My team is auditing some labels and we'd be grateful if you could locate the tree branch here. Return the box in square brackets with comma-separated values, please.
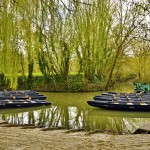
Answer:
[60, 0, 74, 11]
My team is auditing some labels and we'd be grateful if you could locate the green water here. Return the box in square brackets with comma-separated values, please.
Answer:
[1, 83, 150, 134]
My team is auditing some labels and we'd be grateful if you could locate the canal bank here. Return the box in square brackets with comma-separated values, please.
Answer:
[0, 122, 150, 150]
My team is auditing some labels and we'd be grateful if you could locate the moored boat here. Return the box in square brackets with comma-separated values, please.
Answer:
[0, 90, 47, 100]
[0, 89, 51, 109]
[0, 99, 51, 109]
[87, 91, 150, 111]
[0, 95, 47, 100]
[87, 100, 150, 111]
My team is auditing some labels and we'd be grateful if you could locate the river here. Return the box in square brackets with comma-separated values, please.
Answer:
[0, 83, 150, 134]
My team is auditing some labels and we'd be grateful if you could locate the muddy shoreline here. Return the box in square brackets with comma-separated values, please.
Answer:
[0, 122, 150, 150]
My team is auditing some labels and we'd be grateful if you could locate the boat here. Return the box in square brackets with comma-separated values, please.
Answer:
[0, 99, 51, 109]
[0, 95, 47, 100]
[0, 90, 47, 100]
[87, 100, 150, 111]
[87, 91, 150, 111]
[0, 90, 51, 109]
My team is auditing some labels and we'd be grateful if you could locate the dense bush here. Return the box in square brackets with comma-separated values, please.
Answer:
[0, 74, 140, 92]
[17, 74, 105, 92]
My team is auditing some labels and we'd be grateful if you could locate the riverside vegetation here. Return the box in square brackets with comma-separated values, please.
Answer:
[0, 73, 135, 92]
[0, 1, 150, 91]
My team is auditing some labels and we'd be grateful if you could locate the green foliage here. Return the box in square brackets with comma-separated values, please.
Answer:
[0, 0, 149, 91]
[0, 74, 9, 89]
[134, 82, 150, 93]
[67, 75, 83, 92]
[17, 74, 105, 92]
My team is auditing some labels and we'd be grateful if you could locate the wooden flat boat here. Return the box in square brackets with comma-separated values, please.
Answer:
[0, 95, 47, 100]
[87, 100, 150, 111]
[0, 99, 51, 109]
[0, 90, 51, 109]
[93, 92, 150, 101]
[88, 91, 150, 111]
[0, 90, 47, 100]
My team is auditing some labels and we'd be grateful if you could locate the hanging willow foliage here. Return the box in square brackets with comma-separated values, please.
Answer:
[71, 0, 112, 82]
[0, 0, 149, 90]
[0, 0, 20, 89]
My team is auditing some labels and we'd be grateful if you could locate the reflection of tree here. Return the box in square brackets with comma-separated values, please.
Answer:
[1, 107, 150, 134]
[62, 106, 69, 129]
[35, 107, 63, 128]
[74, 107, 82, 128]
[28, 111, 35, 125]
[85, 114, 150, 134]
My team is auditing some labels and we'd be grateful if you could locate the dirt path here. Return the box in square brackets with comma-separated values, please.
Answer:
[0, 122, 150, 150]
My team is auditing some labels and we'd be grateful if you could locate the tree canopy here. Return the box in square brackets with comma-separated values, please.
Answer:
[0, 0, 150, 90]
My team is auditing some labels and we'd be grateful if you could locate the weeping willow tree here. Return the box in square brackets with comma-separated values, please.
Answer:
[0, 0, 39, 89]
[29, 0, 113, 86]
[69, 0, 113, 82]
[0, 0, 149, 90]
[17, 0, 38, 88]
[35, 0, 75, 85]
[0, 0, 20, 89]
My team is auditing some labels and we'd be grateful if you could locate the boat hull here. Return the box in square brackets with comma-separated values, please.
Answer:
[0, 96, 47, 100]
[87, 100, 150, 111]
[0, 101, 51, 109]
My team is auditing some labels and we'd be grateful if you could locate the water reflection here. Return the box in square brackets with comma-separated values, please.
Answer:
[0, 92, 150, 134]
[87, 109, 150, 134]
